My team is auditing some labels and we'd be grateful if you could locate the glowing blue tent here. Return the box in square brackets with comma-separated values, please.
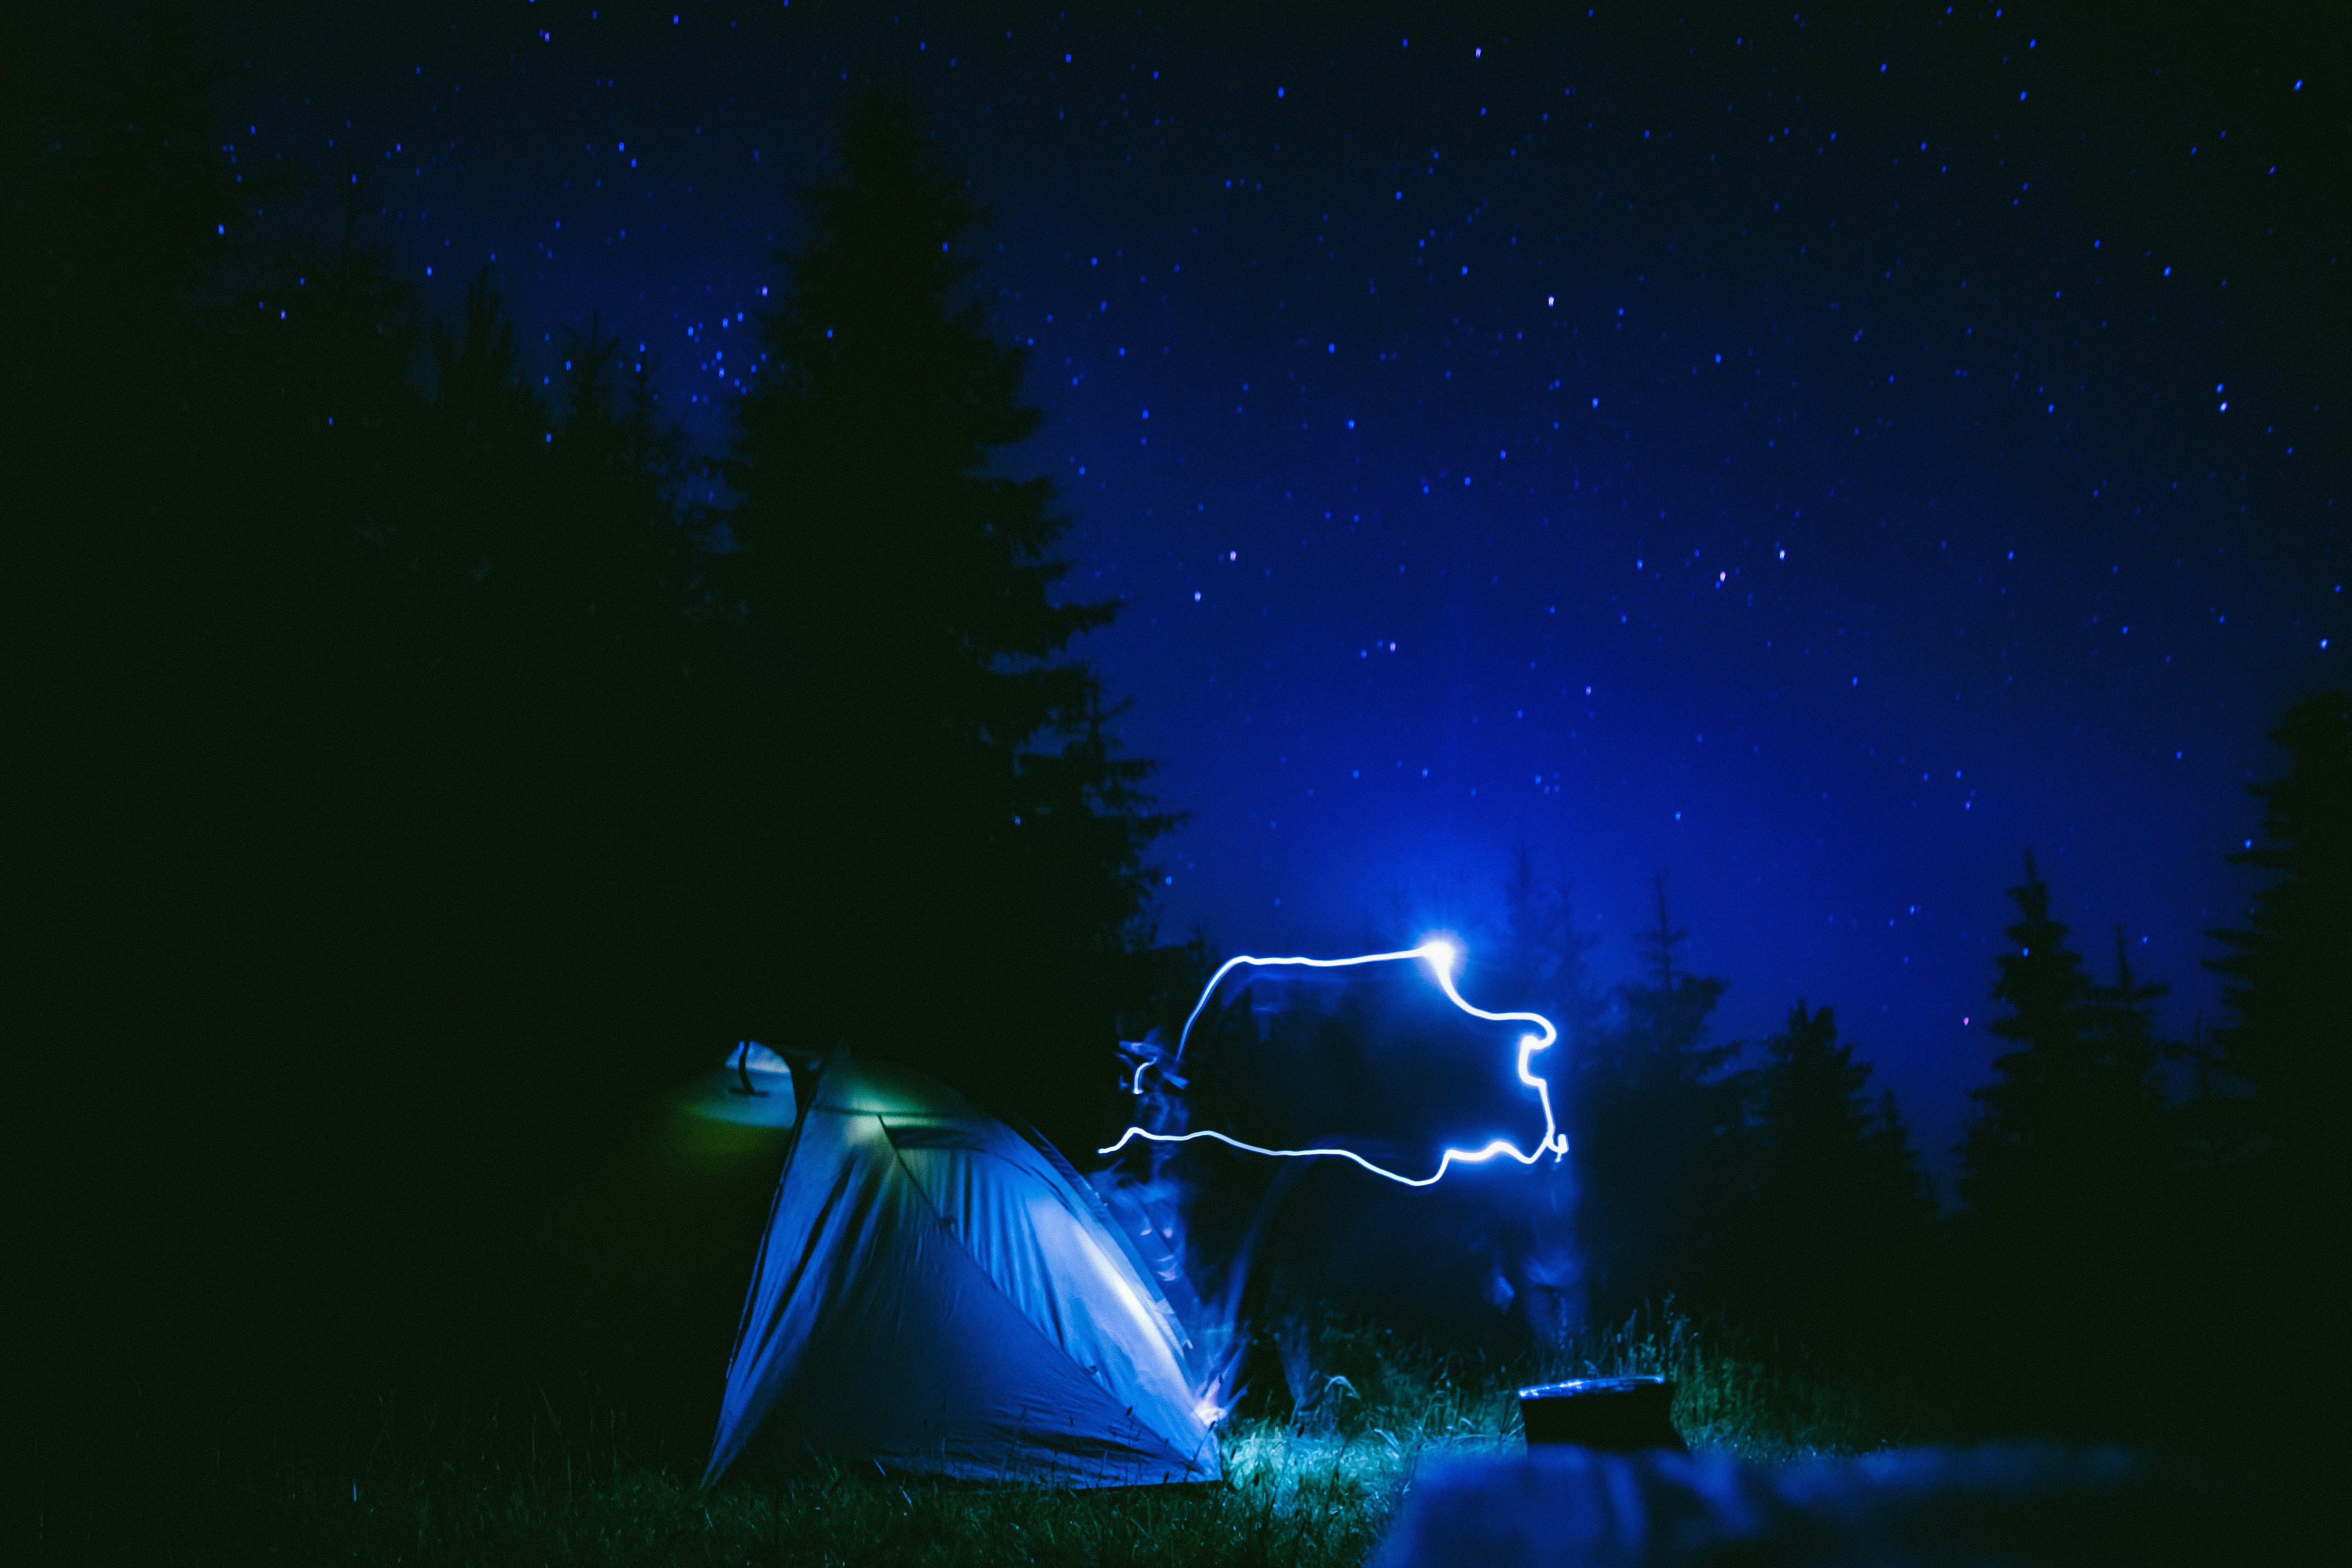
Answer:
[706, 1051, 1219, 1486]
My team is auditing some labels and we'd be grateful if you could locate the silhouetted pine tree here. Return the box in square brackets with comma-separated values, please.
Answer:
[1864, 1090, 1934, 1231]
[2197, 692, 2352, 1410]
[1745, 1001, 1931, 1333]
[720, 81, 1170, 1142]
[542, 319, 701, 686]
[0, 11, 456, 1381]
[2206, 690, 2352, 1185]
[1960, 851, 2174, 1359]
[238, 198, 426, 684]
[1960, 849, 2095, 1229]
[389, 269, 549, 683]
[5, 7, 256, 710]
[1574, 873, 1748, 1314]
[2080, 924, 2174, 1179]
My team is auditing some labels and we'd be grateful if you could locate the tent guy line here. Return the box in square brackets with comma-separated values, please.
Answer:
[1098, 941, 1568, 1187]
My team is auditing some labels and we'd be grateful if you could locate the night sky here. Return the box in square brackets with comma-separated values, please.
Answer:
[210, 2, 2341, 1172]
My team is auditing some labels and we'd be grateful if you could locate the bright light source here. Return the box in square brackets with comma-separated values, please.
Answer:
[1103, 941, 1567, 1186]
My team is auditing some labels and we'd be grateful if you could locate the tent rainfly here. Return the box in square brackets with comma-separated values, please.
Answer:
[707, 1051, 1219, 1486]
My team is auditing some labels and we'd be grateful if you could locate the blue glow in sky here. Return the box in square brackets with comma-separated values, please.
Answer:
[216, 3, 2343, 1172]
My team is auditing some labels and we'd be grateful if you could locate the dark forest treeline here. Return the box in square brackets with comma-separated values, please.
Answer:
[1443, 687, 2348, 1434]
[8, 11, 2343, 1454]
[6, 14, 1187, 1396]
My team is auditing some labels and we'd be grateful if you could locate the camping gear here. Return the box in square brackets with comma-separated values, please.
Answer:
[1517, 1376, 1686, 1453]
[707, 1050, 1219, 1486]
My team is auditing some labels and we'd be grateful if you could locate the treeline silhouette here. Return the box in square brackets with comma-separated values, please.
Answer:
[1450, 688, 2347, 1435]
[10, 11, 2340, 1454]
[8, 15, 1184, 1401]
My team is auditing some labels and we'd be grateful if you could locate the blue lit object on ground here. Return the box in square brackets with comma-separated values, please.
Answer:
[1098, 941, 1567, 1187]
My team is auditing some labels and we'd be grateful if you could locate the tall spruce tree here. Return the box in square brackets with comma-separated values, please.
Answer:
[6, 5, 280, 1378]
[722, 82, 1169, 1140]
[1961, 850, 2174, 1343]
[2206, 690, 2351, 1181]
[1864, 1091, 1934, 1230]
[1961, 849, 2094, 1228]
[1746, 1002, 1931, 1332]
[2081, 924, 2174, 1179]
[541, 320, 699, 687]
[1574, 874, 1748, 1313]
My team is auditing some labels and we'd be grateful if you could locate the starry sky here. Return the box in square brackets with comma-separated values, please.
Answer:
[209, 1, 2343, 1172]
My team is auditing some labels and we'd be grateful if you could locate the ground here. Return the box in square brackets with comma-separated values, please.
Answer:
[17, 1312, 1996, 1566]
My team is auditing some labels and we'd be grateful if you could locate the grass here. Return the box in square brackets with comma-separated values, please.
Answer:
[11, 1313, 1937, 1566]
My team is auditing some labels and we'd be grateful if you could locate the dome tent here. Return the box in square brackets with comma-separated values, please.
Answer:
[707, 1050, 1218, 1486]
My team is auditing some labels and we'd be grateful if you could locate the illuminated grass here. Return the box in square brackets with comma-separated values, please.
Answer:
[26, 1317, 1916, 1564]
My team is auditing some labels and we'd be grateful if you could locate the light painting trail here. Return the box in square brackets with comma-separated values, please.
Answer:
[1098, 942, 1568, 1188]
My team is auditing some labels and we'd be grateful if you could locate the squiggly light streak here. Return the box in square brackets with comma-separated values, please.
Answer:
[1098, 942, 1568, 1187]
